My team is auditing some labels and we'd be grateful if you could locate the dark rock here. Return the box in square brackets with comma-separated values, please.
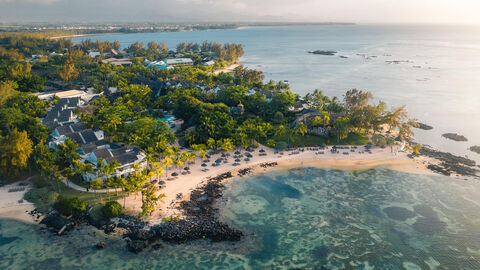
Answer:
[420, 146, 478, 177]
[427, 164, 450, 176]
[123, 170, 243, 253]
[128, 240, 148, 253]
[103, 223, 116, 234]
[152, 243, 163, 250]
[95, 241, 106, 249]
[469, 146, 480, 155]
[420, 147, 475, 166]
[415, 122, 433, 130]
[308, 50, 337, 56]
[442, 133, 468, 142]
[40, 213, 69, 231]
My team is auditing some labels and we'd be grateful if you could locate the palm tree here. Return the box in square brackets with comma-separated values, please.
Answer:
[295, 122, 307, 136]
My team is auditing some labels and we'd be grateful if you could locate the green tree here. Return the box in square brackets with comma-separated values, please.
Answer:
[295, 122, 308, 136]
[331, 117, 350, 141]
[0, 80, 16, 107]
[0, 129, 33, 178]
[58, 62, 79, 83]
[125, 117, 175, 155]
[141, 184, 165, 217]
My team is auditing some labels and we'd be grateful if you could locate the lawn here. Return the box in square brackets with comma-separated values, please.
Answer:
[25, 175, 126, 213]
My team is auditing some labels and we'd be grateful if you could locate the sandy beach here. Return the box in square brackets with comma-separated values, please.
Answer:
[50, 34, 97, 39]
[121, 145, 436, 221]
[214, 63, 239, 75]
[0, 145, 437, 225]
[0, 182, 37, 224]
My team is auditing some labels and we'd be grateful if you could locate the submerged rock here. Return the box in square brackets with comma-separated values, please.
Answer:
[128, 240, 148, 253]
[442, 133, 468, 142]
[383, 206, 415, 221]
[95, 241, 106, 249]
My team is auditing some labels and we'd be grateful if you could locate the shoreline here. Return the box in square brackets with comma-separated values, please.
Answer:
[121, 146, 437, 222]
[214, 63, 239, 75]
[0, 181, 37, 224]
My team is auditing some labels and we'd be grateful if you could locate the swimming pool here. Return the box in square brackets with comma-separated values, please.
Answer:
[157, 115, 175, 122]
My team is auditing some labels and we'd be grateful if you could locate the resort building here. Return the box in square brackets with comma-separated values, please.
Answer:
[35, 89, 87, 101]
[42, 97, 147, 182]
[292, 108, 345, 137]
[82, 145, 147, 182]
[164, 58, 193, 66]
[101, 58, 133, 66]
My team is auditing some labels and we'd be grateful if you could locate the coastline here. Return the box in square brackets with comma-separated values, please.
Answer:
[120, 146, 436, 221]
[0, 182, 37, 224]
[214, 63, 239, 75]
[50, 34, 99, 39]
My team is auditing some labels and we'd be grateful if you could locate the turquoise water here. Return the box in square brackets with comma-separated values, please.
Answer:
[73, 25, 480, 161]
[2, 168, 480, 269]
[156, 115, 175, 122]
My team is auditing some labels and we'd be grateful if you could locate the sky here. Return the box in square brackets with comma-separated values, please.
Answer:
[0, 0, 480, 24]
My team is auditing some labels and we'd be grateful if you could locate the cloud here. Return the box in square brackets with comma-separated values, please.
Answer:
[0, 0, 478, 24]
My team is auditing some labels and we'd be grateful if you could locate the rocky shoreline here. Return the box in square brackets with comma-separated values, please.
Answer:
[39, 171, 247, 253]
[420, 146, 479, 177]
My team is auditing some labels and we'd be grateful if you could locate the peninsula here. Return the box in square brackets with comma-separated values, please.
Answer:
[0, 32, 478, 253]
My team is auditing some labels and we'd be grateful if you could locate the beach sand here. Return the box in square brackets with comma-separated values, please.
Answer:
[121, 146, 436, 222]
[0, 182, 36, 224]
[214, 63, 239, 75]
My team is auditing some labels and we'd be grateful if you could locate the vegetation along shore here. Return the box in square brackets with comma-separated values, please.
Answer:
[0, 31, 478, 253]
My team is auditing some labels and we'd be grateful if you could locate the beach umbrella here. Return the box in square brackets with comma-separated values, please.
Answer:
[221, 153, 226, 157]
[215, 158, 222, 162]
[246, 153, 252, 158]
[201, 163, 207, 167]
[234, 151, 240, 154]
[244, 158, 249, 161]
[259, 149, 265, 152]
[184, 167, 190, 170]
[171, 172, 178, 176]
[235, 158, 241, 162]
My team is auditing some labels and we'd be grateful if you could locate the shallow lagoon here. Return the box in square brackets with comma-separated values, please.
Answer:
[2, 168, 480, 269]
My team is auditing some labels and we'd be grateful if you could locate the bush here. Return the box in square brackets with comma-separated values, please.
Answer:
[53, 197, 88, 216]
[102, 201, 123, 218]
[372, 134, 387, 147]
[386, 137, 396, 145]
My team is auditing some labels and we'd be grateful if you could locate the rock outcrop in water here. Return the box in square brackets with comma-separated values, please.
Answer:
[442, 133, 468, 142]
[469, 146, 480, 155]
[420, 146, 478, 177]
[308, 50, 337, 56]
[415, 122, 433, 130]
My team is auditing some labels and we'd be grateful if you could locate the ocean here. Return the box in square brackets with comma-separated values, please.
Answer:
[2, 168, 480, 269]
[72, 24, 480, 162]
[1, 25, 477, 269]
